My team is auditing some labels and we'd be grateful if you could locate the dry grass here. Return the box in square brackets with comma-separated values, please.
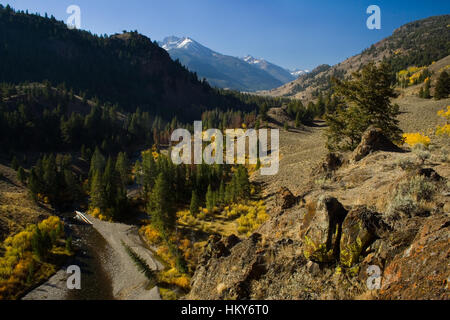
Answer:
[0, 164, 50, 241]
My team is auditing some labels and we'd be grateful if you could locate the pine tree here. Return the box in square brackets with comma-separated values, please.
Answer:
[295, 112, 301, 128]
[11, 156, 19, 171]
[236, 166, 250, 200]
[206, 185, 214, 213]
[218, 180, 225, 205]
[115, 152, 130, 187]
[325, 62, 401, 150]
[418, 87, 424, 98]
[190, 190, 200, 217]
[89, 147, 106, 179]
[42, 154, 58, 203]
[17, 167, 26, 183]
[103, 157, 117, 214]
[89, 170, 105, 210]
[434, 71, 450, 100]
[28, 169, 40, 201]
[148, 173, 175, 234]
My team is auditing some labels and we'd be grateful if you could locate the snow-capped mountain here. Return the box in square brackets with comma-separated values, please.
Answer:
[161, 36, 213, 56]
[158, 36, 294, 92]
[290, 68, 310, 77]
[241, 55, 295, 84]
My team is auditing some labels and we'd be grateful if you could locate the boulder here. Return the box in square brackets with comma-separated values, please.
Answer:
[276, 187, 298, 209]
[339, 206, 390, 267]
[351, 126, 401, 162]
[301, 196, 348, 263]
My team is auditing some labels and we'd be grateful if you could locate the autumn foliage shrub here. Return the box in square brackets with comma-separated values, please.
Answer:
[403, 132, 431, 147]
[0, 216, 67, 299]
[436, 106, 450, 137]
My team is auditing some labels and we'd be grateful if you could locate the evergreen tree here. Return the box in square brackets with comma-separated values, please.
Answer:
[28, 169, 40, 201]
[190, 190, 200, 217]
[434, 71, 450, 100]
[218, 180, 225, 205]
[17, 167, 26, 183]
[89, 170, 105, 210]
[418, 87, 424, 98]
[206, 185, 214, 213]
[89, 147, 106, 179]
[236, 166, 250, 200]
[147, 173, 175, 234]
[42, 154, 58, 203]
[11, 156, 19, 171]
[325, 62, 401, 150]
[115, 152, 130, 187]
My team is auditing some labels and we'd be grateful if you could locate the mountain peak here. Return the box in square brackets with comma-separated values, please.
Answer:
[243, 55, 265, 65]
[160, 36, 198, 50]
[290, 68, 310, 77]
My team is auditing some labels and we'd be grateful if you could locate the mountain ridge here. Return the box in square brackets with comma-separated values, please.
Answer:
[159, 36, 300, 91]
[263, 14, 450, 101]
[0, 6, 258, 121]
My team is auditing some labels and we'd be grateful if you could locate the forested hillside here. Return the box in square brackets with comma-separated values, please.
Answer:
[0, 5, 261, 121]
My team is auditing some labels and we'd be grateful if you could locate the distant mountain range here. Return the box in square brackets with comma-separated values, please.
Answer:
[159, 36, 308, 92]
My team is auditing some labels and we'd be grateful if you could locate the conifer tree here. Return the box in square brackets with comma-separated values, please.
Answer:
[89, 170, 105, 210]
[325, 62, 401, 150]
[434, 71, 450, 100]
[17, 167, 26, 183]
[190, 190, 200, 217]
[218, 180, 225, 205]
[115, 152, 130, 187]
[206, 185, 214, 213]
[89, 147, 106, 179]
[11, 156, 19, 171]
[147, 173, 175, 234]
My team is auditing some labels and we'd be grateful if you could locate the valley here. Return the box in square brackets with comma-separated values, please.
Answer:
[0, 4, 449, 302]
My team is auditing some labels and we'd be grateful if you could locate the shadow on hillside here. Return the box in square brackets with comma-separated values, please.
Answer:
[0, 174, 21, 188]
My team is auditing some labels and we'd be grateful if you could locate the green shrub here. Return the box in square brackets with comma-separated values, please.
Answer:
[387, 175, 436, 218]
[413, 148, 431, 164]
[396, 157, 415, 170]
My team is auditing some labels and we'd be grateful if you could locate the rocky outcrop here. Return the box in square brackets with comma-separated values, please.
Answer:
[199, 234, 241, 265]
[339, 207, 390, 267]
[300, 197, 348, 263]
[380, 214, 450, 300]
[187, 145, 449, 300]
[275, 187, 298, 210]
[351, 126, 401, 162]
[188, 233, 268, 300]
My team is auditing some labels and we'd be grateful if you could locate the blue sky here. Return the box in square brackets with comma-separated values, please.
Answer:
[1, 0, 449, 70]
